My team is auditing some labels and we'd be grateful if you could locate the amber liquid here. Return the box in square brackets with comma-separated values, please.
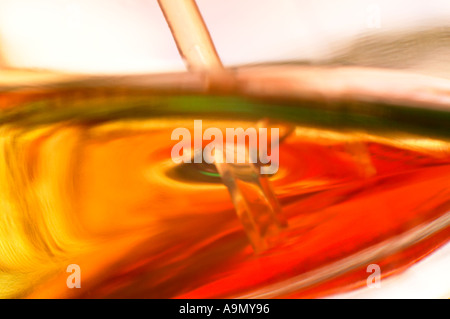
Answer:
[0, 83, 448, 299]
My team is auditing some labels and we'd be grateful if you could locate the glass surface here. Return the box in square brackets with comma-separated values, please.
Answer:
[0, 70, 449, 298]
